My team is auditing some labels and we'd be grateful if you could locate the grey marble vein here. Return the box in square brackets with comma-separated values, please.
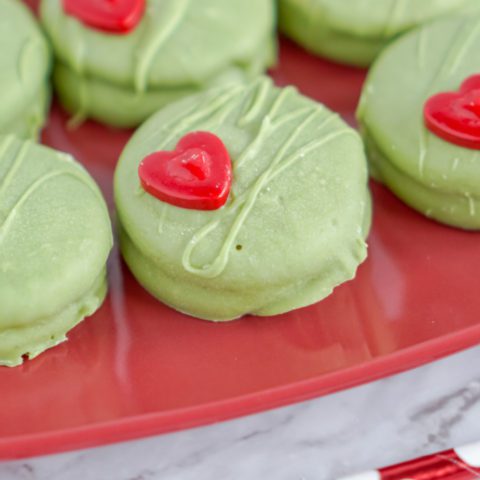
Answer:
[1, 346, 480, 480]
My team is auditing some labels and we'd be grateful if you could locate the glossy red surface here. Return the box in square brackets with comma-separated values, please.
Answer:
[62, 0, 145, 34]
[1, 32, 480, 460]
[424, 74, 480, 149]
[380, 449, 479, 480]
[139, 131, 232, 210]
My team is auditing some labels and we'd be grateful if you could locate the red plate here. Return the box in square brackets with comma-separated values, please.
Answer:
[2, 9, 480, 458]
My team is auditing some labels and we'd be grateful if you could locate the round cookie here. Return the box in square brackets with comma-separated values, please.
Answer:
[279, 0, 476, 67]
[0, 0, 51, 139]
[357, 14, 480, 229]
[40, 0, 276, 128]
[53, 64, 254, 129]
[115, 77, 371, 321]
[0, 135, 112, 367]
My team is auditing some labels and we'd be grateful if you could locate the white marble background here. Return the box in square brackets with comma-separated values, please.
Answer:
[1, 346, 480, 480]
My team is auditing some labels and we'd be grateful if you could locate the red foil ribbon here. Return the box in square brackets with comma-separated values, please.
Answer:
[381, 450, 480, 480]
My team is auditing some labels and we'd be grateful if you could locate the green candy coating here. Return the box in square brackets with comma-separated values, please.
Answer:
[115, 78, 371, 321]
[0, 0, 51, 139]
[0, 136, 113, 367]
[357, 14, 480, 229]
[40, 0, 276, 127]
[8, 86, 51, 140]
[52, 39, 275, 128]
[279, 0, 477, 67]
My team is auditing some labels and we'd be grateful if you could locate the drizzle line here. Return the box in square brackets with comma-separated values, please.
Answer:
[181, 108, 346, 278]
[134, 0, 190, 92]
[0, 170, 95, 242]
[0, 140, 29, 200]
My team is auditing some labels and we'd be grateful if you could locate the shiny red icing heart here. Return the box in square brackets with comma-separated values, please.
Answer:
[424, 74, 480, 149]
[138, 132, 232, 211]
[62, 0, 145, 34]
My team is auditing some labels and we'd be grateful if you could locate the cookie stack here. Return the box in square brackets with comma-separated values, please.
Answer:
[279, 0, 477, 67]
[40, 0, 276, 127]
[0, 0, 51, 139]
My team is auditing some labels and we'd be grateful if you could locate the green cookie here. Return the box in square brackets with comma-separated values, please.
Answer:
[0, 0, 51, 139]
[40, 0, 276, 127]
[279, 0, 477, 67]
[52, 39, 275, 128]
[358, 14, 480, 229]
[0, 136, 113, 367]
[115, 77, 371, 321]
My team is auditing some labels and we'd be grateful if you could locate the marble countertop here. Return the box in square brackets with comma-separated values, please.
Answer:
[1, 346, 480, 480]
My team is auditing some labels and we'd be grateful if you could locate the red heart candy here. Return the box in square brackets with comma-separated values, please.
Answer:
[424, 74, 480, 149]
[62, 0, 145, 34]
[138, 132, 232, 211]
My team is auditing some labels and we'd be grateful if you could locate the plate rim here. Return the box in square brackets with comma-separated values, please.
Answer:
[3, 322, 480, 460]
